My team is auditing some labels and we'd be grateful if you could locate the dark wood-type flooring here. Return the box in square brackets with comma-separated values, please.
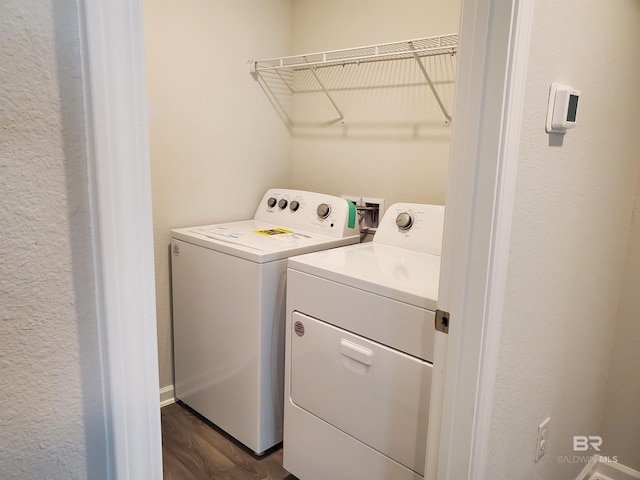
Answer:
[161, 402, 298, 480]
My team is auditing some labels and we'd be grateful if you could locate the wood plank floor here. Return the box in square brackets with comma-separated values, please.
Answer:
[161, 402, 298, 480]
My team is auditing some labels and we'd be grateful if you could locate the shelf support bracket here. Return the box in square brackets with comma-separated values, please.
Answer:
[305, 59, 345, 125]
[409, 42, 452, 125]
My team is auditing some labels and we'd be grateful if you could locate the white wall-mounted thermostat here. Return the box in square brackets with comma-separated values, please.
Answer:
[546, 83, 580, 134]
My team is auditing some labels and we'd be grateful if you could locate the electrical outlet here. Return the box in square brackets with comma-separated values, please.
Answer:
[535, 417, 551, 463]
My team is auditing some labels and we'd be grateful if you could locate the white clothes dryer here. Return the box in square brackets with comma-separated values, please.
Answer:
[170, 189, 360, 455]
[283, 203, 445, 480]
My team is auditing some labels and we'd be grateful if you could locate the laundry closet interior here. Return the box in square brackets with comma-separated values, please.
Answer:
[144, 0, 460, 414]
[138, 1, 640, 479]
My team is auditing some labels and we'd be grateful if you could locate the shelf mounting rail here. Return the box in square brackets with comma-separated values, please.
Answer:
[248, 33, 458, 125]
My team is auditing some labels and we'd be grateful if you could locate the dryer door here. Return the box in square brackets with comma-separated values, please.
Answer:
[290, 312, 432, 476]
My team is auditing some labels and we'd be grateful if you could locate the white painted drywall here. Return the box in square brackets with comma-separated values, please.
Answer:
[290, 0, 460, 207]
[143, 0, 293, 389]
[601, 169, 640, 470]
[145, 0, 460, 393]
[0, 1, 108, 478]
[485, 1, 640, 478]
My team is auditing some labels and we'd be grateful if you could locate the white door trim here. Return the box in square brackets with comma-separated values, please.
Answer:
[78, 0, 163, 478]
[430, 0, 535, 478]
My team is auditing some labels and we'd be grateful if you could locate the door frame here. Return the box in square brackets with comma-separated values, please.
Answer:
[427, 0, 535, 478]
[79, 0, 535, 478]
[79, 1, 163, 478]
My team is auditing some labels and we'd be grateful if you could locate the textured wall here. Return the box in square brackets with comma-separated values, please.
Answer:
[486, 1, 640, 478]
[143, 0, 293, 390]
[0, 1, 107, 478]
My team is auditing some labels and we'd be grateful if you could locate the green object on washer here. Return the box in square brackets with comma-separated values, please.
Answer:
[347, 201, 357, 229]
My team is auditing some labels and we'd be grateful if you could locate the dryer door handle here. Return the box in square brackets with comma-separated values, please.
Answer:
[340, 339, 374, 366]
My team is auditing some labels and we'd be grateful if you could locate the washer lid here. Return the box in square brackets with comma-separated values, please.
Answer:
[288, 242, 440, 310]
[171, 220, 359, 263]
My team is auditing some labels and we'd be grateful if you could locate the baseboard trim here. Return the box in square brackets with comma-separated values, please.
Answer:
[576, 455, 640, 480]
[159, 385, 175, 408]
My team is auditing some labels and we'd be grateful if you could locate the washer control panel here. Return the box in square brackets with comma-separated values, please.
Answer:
[255, 189, 359, 238]
[374, 203, 445, 255]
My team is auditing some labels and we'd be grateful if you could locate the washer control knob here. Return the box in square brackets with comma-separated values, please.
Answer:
[278, 199, 288, 209]
[290, 201, 300, 212]
[267, 197, 277, 208]
[316, 203, 331, 219]
[396, 212, 414, 230]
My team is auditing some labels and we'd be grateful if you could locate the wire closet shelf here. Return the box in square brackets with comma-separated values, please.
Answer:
[249, 33, 458, 72]
[248, 33, 458, 125]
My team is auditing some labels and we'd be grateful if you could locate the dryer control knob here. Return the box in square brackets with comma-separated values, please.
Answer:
[396, 212, 414, 230]
[290, 201, 300, 212]
[316, 203, 331, 219]
[267, 197, 277, 208]
[278, 199, 288, 209]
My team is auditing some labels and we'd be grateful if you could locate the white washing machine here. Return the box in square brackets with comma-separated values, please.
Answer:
[283, 203, 445, 480]
[170, 188, 360, 455]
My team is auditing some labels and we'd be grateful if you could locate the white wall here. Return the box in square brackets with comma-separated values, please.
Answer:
[486, 1, 640, 478]
[145, 0, 460, 391]
[0, 1, 108, 478]
[601, 170, 640, 470]
[290, 0, 460, 207]
[143, 0, 293, 389]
